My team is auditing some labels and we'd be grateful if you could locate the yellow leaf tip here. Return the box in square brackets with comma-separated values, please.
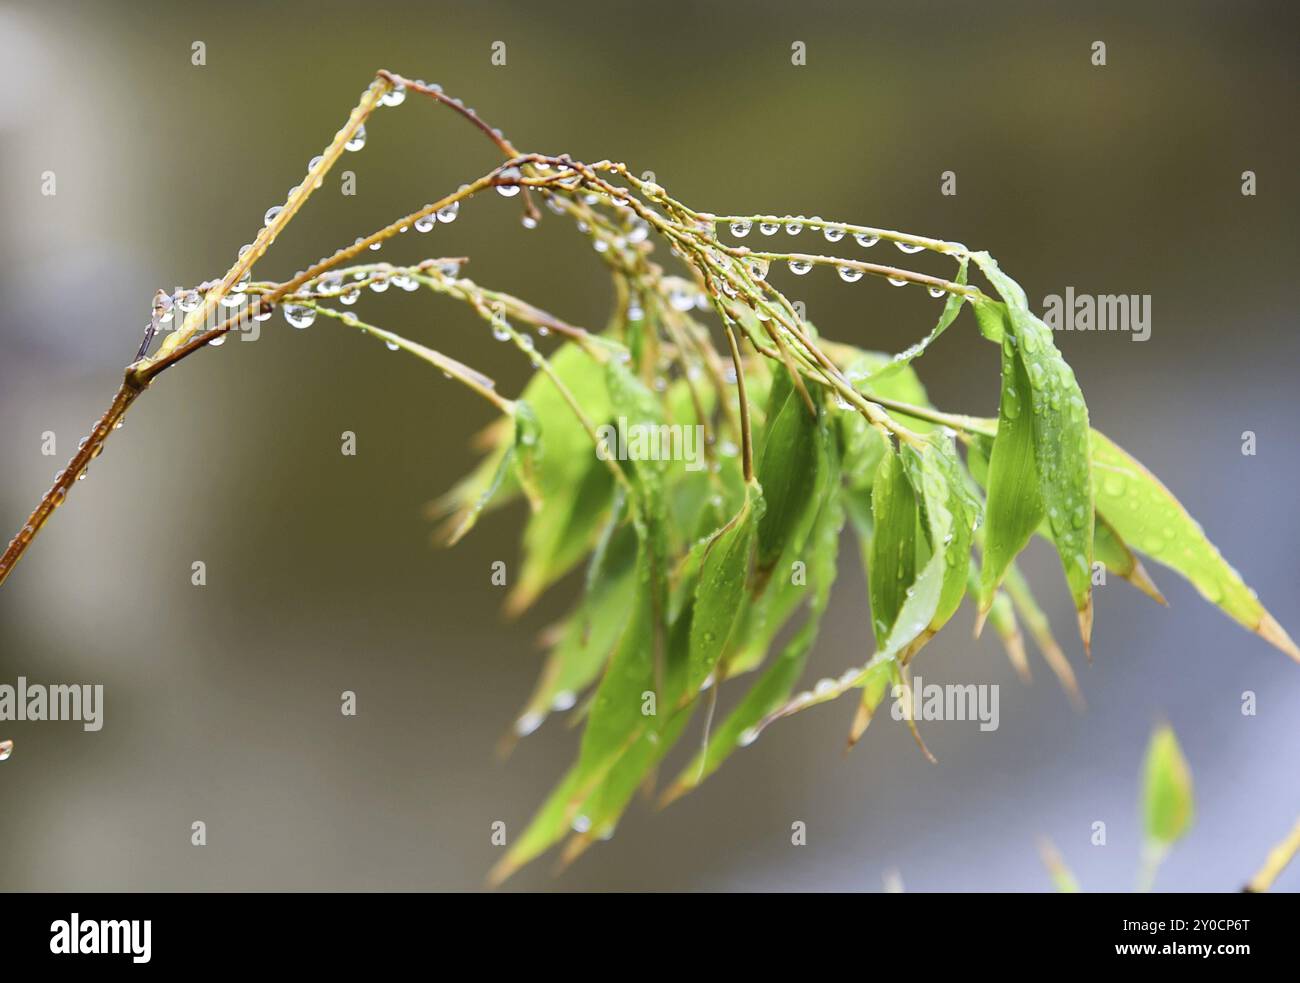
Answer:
[1258, 611, 1300, 663]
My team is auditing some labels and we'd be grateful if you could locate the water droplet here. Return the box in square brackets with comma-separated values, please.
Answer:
[571, 815, 592, 834]
[854, 232, 880, 248]
[152, 291, 174, 323]
[823, 226, 845, 242]
[264, 204, 284, 226]
[1102, 473, 1125, 497]
[437, 200, 460, 223]
[0, 740, 12, 762]
[552, 691, 577, 712]
[380, 82, 406, 107]
[928, 286, 946, 299]
[514, 712, 543, 737]
[384, 340, 399, 351]
[787, 259, 812, 275]
[414, 215, 435, 233]
[729, 219, 752, 238]
[813, 677, 836, 696]
[887, 276, 908, 287]
[284, 305, 316, 329]
[738, 727, 759, 747]
[339, 290, 359, 306]
[345, 125, 366, 152]
[177, 290, 201, 313]
[369, 274, 390, 293]
[1003, 386, 1021, 419]
[785, 218, 804, 235]
[495, 166, 522, 197]
[669, 286, 695, 312]
[837, 266, 863, 282]
[759, 220, 780, 236]
[895, 241, 925, 254]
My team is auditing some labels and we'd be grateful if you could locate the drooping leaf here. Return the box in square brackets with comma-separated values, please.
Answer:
[508, 344, 617, 613]
[754, 369, 822, 582]
[975, 299, 1044, 623]
[510, 399, 544, 511]
[863, 257, 969, 384]
[1091, 429, 1298, 660]
[664, 477, 844, 801]
[973, 254, 1094, 644]
[487, 763, 585, 886]
[685, 487, 761, 698]
[513, 520, 639, 733]
[1001, 563, 1084, 711]
[869, 448, 919, 647]
[1092, 513, 1166, 606]
[759, 443, 952, 728]
[903, 430, 977, 633]
[1037, 837, 1081, 893]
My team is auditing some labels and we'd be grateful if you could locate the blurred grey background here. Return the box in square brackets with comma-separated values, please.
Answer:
[1, 0, 1296, 891]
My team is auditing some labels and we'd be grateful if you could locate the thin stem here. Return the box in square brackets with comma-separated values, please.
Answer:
[298, 301, 513, 414]
[719, 316, 754, 483]
[1245, 815, 1300, 892]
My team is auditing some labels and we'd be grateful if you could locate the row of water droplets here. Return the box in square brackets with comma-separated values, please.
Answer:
[688, 215, 948, 296]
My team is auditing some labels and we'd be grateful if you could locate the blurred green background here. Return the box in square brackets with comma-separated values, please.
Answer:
[1, 0, 1296, 891]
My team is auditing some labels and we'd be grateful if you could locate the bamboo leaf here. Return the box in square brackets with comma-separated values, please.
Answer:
[1093, 513, 1166, 606]
[755, 370, 822, 580]
[686, 488, 761, 697]
[513, 521, 639, 733]
[664, 482, 844, 802]
[509, 344, 616, 613]
[759, 444, 953, 728]
[1002, 563, 1084, 711]
[509, 399, 543, 511]
[975, 300, 1044, 623]
[1037, 837, 1081, 893]
[1142, 723, 1194, 847]
[1091, 429, 1298, 660]
[903, 430, 977, 633]
[869, 448, 919, 647]
[863, 257, 969, 384]
[973, 254, 1094, 645]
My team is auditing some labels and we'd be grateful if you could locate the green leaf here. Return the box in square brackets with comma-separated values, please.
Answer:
[1091, 429, 1299, 660]
[488, 764, 585, 886]
[973, 254, 1094, 643]
[902, 430, 976, 633]
[975, 299, 1044, 622]
[686, 488, 761, 698]
[869, 447, 919, 647]
[1142, 723, 1194, 847]
[754, 370, 822, 580]
[1002, 563, 1084, 710]
[509, 344, 616, 613]
[664, 481, 844, 802]
[510, 399, 543, 511]
[513, 520, 639, 732]
[759, 444, 953, 727]
[863, 257, 969, 384]
[1092, 513, 1166, 606]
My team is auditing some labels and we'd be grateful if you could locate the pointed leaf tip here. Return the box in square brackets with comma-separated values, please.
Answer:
[1258, 611, 1300, 664]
